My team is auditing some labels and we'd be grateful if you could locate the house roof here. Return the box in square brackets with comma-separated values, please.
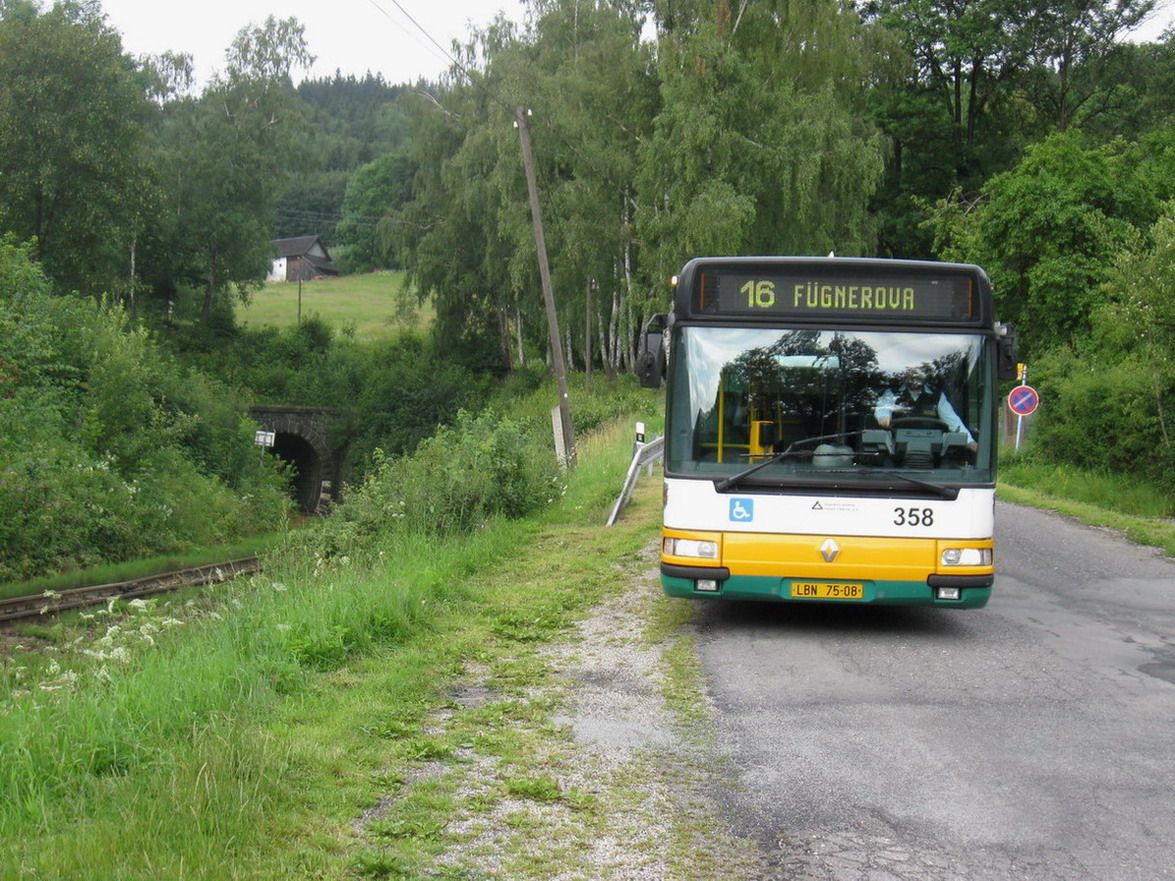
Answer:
[273, 235, 328, 259]
[304, 253, 339, 276]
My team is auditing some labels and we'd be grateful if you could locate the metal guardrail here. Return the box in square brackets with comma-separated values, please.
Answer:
[606, 433, 664, 527]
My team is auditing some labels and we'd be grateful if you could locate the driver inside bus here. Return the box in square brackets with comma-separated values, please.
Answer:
[874, 369, 977, 452]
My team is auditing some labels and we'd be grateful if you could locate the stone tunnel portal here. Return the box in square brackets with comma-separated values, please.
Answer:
[250, 406, 346, 514]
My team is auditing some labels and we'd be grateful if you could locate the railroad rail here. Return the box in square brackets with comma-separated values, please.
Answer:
[0, 557, 261, 625]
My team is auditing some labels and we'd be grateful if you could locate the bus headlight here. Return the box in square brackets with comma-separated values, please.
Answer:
[940, 547, 992, 567]
[663, 538, 719, 559]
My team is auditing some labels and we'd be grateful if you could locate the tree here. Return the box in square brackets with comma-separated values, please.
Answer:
[1025, 204, 1175, 488]
[154, 16, 314, 325]
[863, 0, 1035, 184]
[337, 152, 415, 270]
[0, 0, 149, 294]
[1022, 0, 1156, 131]
[926, 132, 1157, 355]
[638, 0, 884, 277]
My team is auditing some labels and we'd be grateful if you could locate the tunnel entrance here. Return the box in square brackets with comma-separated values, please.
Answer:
[270, 432, 323, 513]
[250, 405, 346, 515]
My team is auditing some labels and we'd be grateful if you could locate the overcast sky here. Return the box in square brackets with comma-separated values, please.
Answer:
[100, 0, 1173, 90]
[101, 0, 529, 87]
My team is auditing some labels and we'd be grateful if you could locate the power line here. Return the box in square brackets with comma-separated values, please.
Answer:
[361, 0, 478, 82]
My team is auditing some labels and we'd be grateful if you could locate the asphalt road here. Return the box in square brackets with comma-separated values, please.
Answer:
[691, 501, 1175, 881]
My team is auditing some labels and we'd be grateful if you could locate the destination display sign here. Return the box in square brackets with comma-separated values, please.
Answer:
[691, 267, 976, 322]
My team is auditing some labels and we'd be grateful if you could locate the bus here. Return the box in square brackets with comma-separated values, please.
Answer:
[638, 256, 1016, 609]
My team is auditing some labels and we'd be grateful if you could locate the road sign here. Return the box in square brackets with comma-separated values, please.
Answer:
[1008, 385, 1040, 416]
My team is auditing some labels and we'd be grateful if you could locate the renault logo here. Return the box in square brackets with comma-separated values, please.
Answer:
[819, 539, 840, 563]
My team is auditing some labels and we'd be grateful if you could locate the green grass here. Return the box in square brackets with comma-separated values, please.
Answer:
[236, 271, 432, 341]
[999, 453, 1175, 557]
[0, 414, 668, 880]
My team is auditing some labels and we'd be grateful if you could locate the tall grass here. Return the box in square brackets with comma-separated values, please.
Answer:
[0, 380, 662, 879]
[1000, 454, 1175, 519]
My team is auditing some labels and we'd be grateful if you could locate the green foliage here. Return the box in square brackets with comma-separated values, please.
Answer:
[928, 132, 1160, 355]
[640, 1, 883, 276]
[0, 402, 657, 877]
[144, 17, 316, 324]
[338, 152, 415, 271]
[317, 409, 561, 556]
[181, 321, 490, 481]
[1024, 204, 1175, 490]
[277, 73, 407, 244]
[0, 241, 289, 581]
[0, 2, 149, 295]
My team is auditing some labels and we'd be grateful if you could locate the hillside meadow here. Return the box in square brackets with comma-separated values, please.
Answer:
[237, 271, 429, 341]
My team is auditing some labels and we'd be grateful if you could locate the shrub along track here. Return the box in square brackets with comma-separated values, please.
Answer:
[0, 558, 260, 626]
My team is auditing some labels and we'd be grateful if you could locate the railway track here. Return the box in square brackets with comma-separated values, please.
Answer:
[0, 557, 261, 625]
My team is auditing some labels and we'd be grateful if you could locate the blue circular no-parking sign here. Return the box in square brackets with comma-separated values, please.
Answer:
[1008, 385, 1040, 416]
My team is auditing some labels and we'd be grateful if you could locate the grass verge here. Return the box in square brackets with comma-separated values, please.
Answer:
[0, 415, 679, 880]
[999, 456, 1175, 558]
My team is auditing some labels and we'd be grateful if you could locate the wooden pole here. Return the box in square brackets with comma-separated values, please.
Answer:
[515, 106, 575, 466]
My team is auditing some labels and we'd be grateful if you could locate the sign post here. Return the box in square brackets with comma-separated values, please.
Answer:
[1007, 371, 1040, 451]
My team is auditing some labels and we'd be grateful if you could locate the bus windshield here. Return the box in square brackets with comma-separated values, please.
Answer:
[666, 326, 995, 486]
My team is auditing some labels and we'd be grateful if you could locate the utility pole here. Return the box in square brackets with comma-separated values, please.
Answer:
[515, 106, 575, 466]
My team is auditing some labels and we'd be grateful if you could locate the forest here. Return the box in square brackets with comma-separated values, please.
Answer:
[1, 0, 1173, 580]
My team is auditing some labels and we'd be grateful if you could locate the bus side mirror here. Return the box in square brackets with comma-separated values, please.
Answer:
[637, 313, 668, 389]
[996, 324, 1017, 381]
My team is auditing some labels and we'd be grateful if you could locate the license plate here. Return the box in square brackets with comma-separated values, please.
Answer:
[790, 581, 865, 600]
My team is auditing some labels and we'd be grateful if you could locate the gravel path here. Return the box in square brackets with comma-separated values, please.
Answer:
[354, 542, 767, 879]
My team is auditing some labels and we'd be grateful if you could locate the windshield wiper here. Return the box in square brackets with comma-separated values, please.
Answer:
[826, 467, 959, 500]
[714, 431, 863, 492]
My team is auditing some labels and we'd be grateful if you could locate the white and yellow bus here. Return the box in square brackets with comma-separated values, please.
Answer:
[641, 257, 1017, 608]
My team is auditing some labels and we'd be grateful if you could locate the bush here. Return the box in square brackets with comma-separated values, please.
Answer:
[1025, 206, 1175, 493]
[0, 241, 290, 581]
[1032, 348, 1175, 490]
[308, 409, 562, 559]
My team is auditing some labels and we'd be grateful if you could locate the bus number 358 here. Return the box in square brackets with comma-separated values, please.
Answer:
[894, 507, 935, 527]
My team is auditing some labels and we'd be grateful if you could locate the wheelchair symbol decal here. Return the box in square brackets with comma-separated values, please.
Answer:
[729, 498, 754, 522]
